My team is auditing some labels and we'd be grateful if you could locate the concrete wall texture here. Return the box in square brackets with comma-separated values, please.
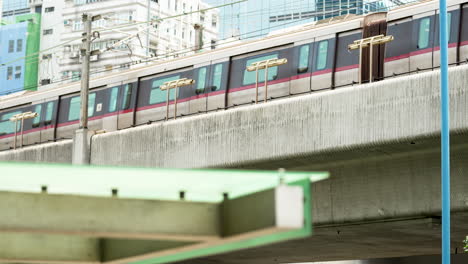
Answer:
[0, 140, 72, 163]
[90, 65, 468, 168]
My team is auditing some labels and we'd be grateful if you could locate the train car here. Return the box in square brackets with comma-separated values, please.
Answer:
[1, 0, 468, 151]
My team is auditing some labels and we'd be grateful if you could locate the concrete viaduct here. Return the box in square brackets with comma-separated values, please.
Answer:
[1, 66, 468, 263]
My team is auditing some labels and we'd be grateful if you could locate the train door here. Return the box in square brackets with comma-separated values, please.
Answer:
[385, 17, 412, 77]
[291, 39, 314, 94]
[24, 101, 44, 146]
[189, 62, 210, 115]
[87, 86, 107, 132]
[38, 99, 57, 144]
[334, 29, 362, 87]
[7, 102, 48, 148]
[136, 67, 192, 124]
[103, 81, 122, 132]
[361, 13, 387, 82]
[56, 89, 100, 140]
[410, 11, 436, 72]
[0, 107, 25, 150]
[311, 34, 335, 90]
[433, 6, 460, 68]
[227, 45, 292, 107]
[206, 59, 229, 111]
[461, 4, 468, 63]
[117, 82, 136, 130]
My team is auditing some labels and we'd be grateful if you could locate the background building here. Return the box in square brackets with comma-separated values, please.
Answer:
[1, 0, 219, 94]
[38, 0, 219, 86]
[206, 0, 411, 40]
[0, 13, 41, 95]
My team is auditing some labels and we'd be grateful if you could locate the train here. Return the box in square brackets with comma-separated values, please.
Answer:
[1, 0, 468, 151]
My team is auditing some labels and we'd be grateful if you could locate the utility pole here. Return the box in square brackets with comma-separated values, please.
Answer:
[146, 0, 151, 60]
[73, 13, 100, 165]
[80, 13, 92, 130]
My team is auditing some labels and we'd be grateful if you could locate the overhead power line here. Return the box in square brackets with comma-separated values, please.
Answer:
[0, 0, 247, 70]
[1, 0, 422, 94]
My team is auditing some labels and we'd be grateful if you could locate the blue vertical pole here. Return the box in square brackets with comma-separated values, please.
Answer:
[439, 0, 450, 263]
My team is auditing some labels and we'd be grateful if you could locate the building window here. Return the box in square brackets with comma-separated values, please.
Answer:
[8, 40, 14, 53]
[298, 44, 310, 72]
[15, 66, 21, 79]
[43, 29, 53, 35]
[45, 7, 55, 12]
[16, 39, 23, 52]
[243, 54, 278, 86]
[212, 15, 217, 27]
[418, 17, 430, 49]
[42, 54, 52, 60]
[72, 71, 81, 81]
[316, 40, 328, 70]
[7, 67, 13, 80]
[149, 75, 180, 105]
[73, 20, 83, 31]
[175, 0, 178, 11]
[196, 67, 207, 93]
[212, 64, 223, 91]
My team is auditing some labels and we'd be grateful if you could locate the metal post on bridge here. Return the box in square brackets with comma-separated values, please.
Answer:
[348, 34, 393, 83]
[247, 58, 288, 104]
[9, 111, 38, 149]
[161, 78, 195, 121]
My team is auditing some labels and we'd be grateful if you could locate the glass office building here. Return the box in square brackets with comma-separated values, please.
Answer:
[205, 0, 394, 40]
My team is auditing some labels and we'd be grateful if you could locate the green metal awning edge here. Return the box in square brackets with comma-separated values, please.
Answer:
[128, 179, 313, 264]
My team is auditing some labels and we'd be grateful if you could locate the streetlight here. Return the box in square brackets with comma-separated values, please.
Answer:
[9, 111, 38, 149]
[246, 58, 288, 104]
[348, 34, 393, 83]
[160, 78, 195, 120]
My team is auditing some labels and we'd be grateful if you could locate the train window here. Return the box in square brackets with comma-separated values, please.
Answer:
[45, 102, 54, 124]
[418, 17, 431, 49]
[108, 87, 119, 112]
[121, 84, 132, 110]
[243, 54, 278, 85]
[0, 111, 21, 135]
[212, 64, 223, 91]
[196, 67, 207, 93]
[298, 45, 310, 73]
[149, 75, 180, 105]
[69, 97, 80, 121]
[88, 93, 96, 116]
[32, 105, 42, 127]
[68, 93, 96, 121]
[447, 12, 452, 41]
[316, 40, 328, 70]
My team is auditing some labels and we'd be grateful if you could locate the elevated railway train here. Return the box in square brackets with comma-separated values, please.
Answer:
[1, 0, 468, 151]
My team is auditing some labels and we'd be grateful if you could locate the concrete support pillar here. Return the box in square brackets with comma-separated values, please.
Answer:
[72, 128, 91, 165]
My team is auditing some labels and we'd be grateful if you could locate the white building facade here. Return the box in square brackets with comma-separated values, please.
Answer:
[38, 0, 219, 85]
